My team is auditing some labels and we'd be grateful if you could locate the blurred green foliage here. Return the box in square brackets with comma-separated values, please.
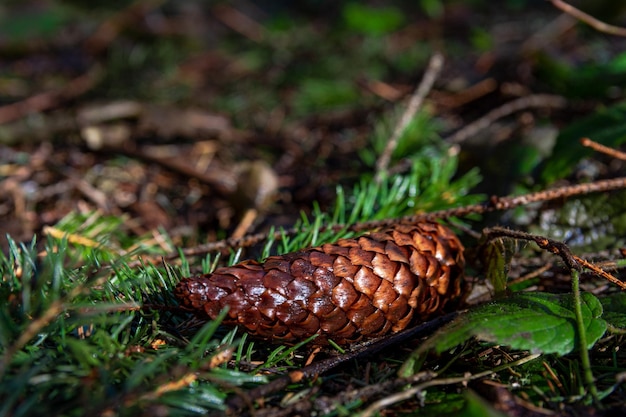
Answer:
[0, 7, 71, 41]
[536, 51, 626, 99]
[419, 0, 445, 19]
[342, 3, 405, 35]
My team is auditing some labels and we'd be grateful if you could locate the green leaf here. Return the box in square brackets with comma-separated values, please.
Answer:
[601, 292, 626, 329]
[540, 101, 626, 183]
[400, 292, 606, 376]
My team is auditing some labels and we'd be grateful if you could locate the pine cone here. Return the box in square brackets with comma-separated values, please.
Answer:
[175, 221, 465, 345]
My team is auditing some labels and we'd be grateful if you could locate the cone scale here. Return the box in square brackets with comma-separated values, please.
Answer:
[175, 221, 465, 345]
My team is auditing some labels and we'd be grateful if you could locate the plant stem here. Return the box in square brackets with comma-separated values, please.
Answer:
[570, 269, 599, 403]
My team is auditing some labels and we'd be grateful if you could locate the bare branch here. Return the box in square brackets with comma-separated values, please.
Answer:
[549, 0, 626, 37]
[446, 94, 567, 144]
[375, 52, 444, 182]
[581, 137, 626, 161]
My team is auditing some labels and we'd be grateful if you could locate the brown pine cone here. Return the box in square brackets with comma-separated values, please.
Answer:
[175, 221, 465, 345]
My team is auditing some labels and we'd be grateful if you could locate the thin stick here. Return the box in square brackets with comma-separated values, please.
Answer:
[375, 52, 444, 182]
[581, 137, 626, 161]
[134, 175, 626, 266]
[0, 68, 100, 125]
[382, 176, 626, 230]
[358, 353, 541, 417]
[446, 94, 567, 144]
[548, 0, 626, 37]
[224, 313, 457, 413]
[508, 262, 554, 287]
[482, 226, 581, 271]
[481, 228, 611, 401]
[573, 255, 626, 290]
[230, 208, 258, 239]
[212, 4, 266, 43]
[479, 227, 626, 290]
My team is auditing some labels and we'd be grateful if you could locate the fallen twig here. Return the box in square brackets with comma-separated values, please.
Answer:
[0, 67, 101, 125]
[445, 94, 567, 144]
[375, 52, 444, 182]
[212, 4, 267, 43]
[120, 174, 626, 269]
[481, 225, 625, 401]
[358, 353, 541, 417]
[573, 255, 626, 290]
[482, 226, 581, 271]
[222, 313, 458, 415]
[581, 137, 626, 161]
[548, 0, 626, 37]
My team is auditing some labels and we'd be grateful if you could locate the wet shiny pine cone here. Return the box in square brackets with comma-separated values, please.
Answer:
[175, 221, 465, 345]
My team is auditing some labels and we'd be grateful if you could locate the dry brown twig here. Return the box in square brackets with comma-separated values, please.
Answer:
[445, 94, 567, 144]
[430, 77, 498, 109]
[581, 137, 626, 161]
[482, 227, 626, 290]
[573, 255, 626, 290]
[483, 227, 581, 271]
[223, 313, 458, 414]
[359, 353, 542, 417]
[119, 173, 626, 270]
[0, 67, 101, 125]
[212, 4, 267, 42]
[548, 0, 626, 37]
[375, 52, 444, 182]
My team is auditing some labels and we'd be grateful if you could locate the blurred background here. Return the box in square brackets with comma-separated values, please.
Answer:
[2, 0, 626, 252]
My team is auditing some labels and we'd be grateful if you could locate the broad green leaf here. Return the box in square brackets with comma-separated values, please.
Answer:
[540, 101, 626, 183]
[601, 292, 626, 329]
[400, 292, 606, 376]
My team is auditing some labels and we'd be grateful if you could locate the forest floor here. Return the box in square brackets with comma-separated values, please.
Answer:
[1, 1, 626, 416]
